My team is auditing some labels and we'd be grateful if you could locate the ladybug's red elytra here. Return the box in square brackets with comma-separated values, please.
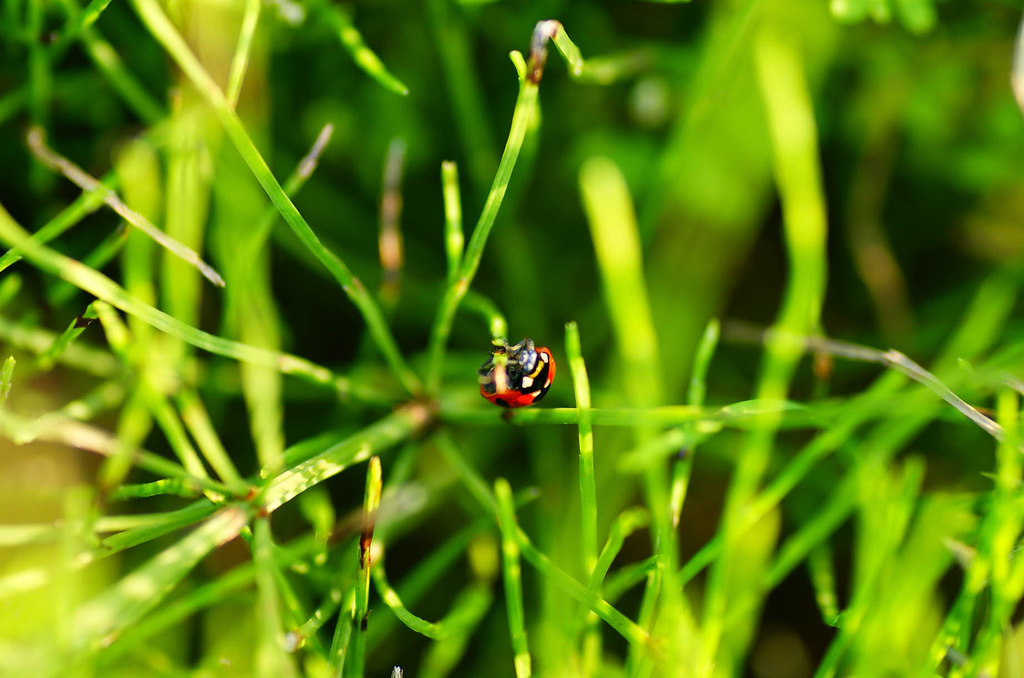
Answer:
[478, 338, 555, 408]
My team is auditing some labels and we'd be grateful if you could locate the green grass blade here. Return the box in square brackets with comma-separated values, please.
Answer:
[351, 456, 383, 678]
[424, 52, 539, 392]
[0, 201, 357, 394]
[253, 518, 300, 678]
[509, 497, 650, 650]
[441, 161, 464, 288]
[579, 156, 663, 409]
[176, 388, 246, 490]
[260, 406, 427, 512]
[98, 500, 219, 554]
[129, 0, 420, 395]
[51, 0, 163, 124]
[565, 321, 597, 575]
[462, 290, 508, 341]
[70, 506, 248, 654]
[28, 128, 222, 286]
[1, 355, 14, 399]
[371, 564, 443, 639]
[0, 170, 113, 275]
[591, 508, 650, 591]
[495, 479, 532, 678]
[47, 225, 128, 307]
[225, 0, 261, 107]
[701, 24, 829, 673]
[313, 0, 408, 95]
[427, 0, 496, 187]
[367, 517, 491, 649]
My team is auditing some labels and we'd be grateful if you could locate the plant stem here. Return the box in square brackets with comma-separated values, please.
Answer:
[129, 0, 421, 395]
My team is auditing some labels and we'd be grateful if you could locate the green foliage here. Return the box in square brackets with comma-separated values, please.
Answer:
[3, 0, 1024, 676]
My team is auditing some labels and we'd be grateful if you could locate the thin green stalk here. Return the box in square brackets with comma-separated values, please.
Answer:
[1, 356, 14, 399]
[106, 478, 203, 500]
[508, 493, 650, 650]
[700, 25, 829, 675]
[423, 20, 601, 387]
[329, 588, 356, 673]
[807, 545, 840, 625]
[441, 405, 711, 427]
[351, 456, 383, 678]
[253, 518, 299, 678]
[225, 0, 261, 108]
[27, 128, 223, 286]
[243, 123, 334, 260]
[0, 169, 114, 275]
[0, 407, 228, 495]
[424, 51, 537, 393]
[463, 290, 508, 341]
[366, 518, 491, 649]
[70, 506, 249, 654]
[297, 583, 345, 642]
[441, 161, 464, 287]
[603, 557, 659, 604]
[260, 405, 428, 512]
[142, 387, 211, 484]
[55, 7, 164, 124]
[434, 430, 497, 517]
[0, 201, 360, 396]
[495, 478, 532, 678]
[176, 388, 246, 490]
[579, 151, 678, 676]
[371, 564, 443, 638]
[572, 508, 650, 659]
[671, 318, 719, 527]
[591, 508, 650, 592]
[98, 500, 219, 556]
[48, 225, 128, 307]
[959, 389, 1024, 672]
[35, 304, 98, 370]
[565, 322, 597, 576]
[51, 0, 113, 46]
[27, 0, 51, 179]
[427, 0, 496, 188]
[105, 385, 152, 491]
[129, 0, 420, 395]
[309, 0, 408, 95]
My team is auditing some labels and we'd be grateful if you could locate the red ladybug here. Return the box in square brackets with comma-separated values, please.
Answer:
[478, 338, 556, 408]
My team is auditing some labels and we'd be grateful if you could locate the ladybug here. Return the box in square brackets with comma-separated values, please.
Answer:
[478, 338, 556, 408]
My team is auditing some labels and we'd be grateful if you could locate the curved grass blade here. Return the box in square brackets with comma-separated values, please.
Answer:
[426, 23, 569, 392]
[27, 128, 222, 287]
[0, 201, 361, 397]
[129, 0, 420, 395]
[0, 169, 114, 275]
[310, 0, 409, 95]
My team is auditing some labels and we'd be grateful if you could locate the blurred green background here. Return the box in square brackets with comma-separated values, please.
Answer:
[4, 0, 1024, 675]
